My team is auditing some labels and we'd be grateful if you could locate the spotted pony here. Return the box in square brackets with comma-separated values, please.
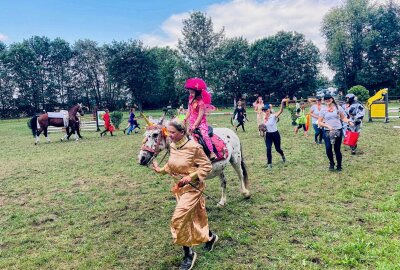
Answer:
[138, 113, 250, 206]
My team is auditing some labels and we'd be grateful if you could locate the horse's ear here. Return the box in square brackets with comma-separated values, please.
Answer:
[157, 110, 167, 125]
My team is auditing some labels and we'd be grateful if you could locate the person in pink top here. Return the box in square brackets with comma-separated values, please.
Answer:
[183, 78, 216, 161]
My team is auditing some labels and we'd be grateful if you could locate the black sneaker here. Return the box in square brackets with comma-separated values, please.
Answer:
[179, 252, 197, 270]
[204, 233, 219, 252]
[282, 156, 286, 163]
[337, 166, 342, 172]
[329, 164, 335, 171]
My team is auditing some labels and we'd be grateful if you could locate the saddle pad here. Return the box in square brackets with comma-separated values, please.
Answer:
[48, 110, 69, 127]
[48, 112, 66, 118]
[211, 134, 229, 161]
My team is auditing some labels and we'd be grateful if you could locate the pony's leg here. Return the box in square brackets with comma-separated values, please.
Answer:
[230, 154, 251, 198]
[61, 128, 68, 141]
[74, 131, 78, 141]
[44, 128, 51, 143]
[218, 172, 227, 207]
[35, 129, 43, 145]
[35, 132, 40, 145]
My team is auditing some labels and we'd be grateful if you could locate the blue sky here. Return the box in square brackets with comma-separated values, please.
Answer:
[0, 0, 218, 45]
[0, 0, 388, 78]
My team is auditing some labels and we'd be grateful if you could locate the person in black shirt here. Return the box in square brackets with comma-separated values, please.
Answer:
[233, 100, 247, 132]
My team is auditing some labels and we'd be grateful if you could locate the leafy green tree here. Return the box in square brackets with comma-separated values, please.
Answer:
[48, 38, 73, 108]
[7, 37, 48, 114]
[178, 11, 224, 81]
[209, 37, 249, 105]
[359, 1, 400, 93]
[0, 42, 15, 118]
[71, 40, 105, 108]
[147, 47, 186, 108]
[348, 85, 370, 101]
[105, 40, 158, 111]
[322, 0, 399, 94]
[247, 31, 320, 100]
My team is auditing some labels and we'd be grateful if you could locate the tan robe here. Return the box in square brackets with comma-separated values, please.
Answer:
[160, 137, 212, 247]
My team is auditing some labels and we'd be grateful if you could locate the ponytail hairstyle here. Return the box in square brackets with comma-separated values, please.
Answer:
[331, 97, 339, 110]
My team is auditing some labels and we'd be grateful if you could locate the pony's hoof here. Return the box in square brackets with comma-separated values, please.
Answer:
[242, 190, 251, 199]
[217, 201, 226, 207]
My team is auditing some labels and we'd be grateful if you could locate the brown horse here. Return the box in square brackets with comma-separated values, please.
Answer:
[29, 104, 84, 144]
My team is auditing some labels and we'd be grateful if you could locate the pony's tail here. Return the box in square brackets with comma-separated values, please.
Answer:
[240, 144, 249, 189]
[29, 116, 38, 137]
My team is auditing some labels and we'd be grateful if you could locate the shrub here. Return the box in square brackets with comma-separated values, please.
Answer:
[110, 111, 124, 129]
[348, 85, 370, 102]
[287, 105, 297, 125]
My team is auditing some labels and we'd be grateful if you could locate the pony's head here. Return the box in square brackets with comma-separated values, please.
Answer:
[77, 103, 85, 116]
[138, 114, 169, 166]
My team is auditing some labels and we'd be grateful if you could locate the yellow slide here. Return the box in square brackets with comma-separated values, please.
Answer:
[366, 88, 388, 109]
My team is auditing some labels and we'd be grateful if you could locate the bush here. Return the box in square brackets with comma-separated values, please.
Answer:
[110, 111, 124, 129]
[348, 85, 370, 102]
[287, 105, 297, 125]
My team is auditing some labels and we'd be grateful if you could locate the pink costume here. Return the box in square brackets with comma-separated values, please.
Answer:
[188, 97, 213, 153]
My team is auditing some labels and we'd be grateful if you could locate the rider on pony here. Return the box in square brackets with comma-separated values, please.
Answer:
[183, 78, 216, 161]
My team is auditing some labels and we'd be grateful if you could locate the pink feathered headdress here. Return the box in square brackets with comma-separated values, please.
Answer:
[185, 77, 212, 105]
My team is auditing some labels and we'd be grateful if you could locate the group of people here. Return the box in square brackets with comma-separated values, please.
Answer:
[132, 76, 365, 269]
[255, 93, 365, 172]
[99, 107, 140, 137]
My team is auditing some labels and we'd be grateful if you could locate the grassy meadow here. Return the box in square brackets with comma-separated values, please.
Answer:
[1, 108, 400, 270]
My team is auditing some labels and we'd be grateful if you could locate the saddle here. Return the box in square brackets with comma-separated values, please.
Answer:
[192, 127, 229, 162]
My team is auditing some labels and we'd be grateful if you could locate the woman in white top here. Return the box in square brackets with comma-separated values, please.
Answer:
[262, 98, 287, 169]
[318, 94, 354, 171]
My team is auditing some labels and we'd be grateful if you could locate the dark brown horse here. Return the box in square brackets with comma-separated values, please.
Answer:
[29, 104, 84, 144]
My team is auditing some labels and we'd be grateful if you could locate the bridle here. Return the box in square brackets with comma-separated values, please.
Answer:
[141, 125, 169, 165]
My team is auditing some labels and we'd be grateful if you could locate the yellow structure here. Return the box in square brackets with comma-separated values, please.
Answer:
[366, 88, 389, 122]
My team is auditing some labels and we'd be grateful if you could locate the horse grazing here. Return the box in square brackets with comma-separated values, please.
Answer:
[29, 104, 84, 144]
[137, 115, 250, 206]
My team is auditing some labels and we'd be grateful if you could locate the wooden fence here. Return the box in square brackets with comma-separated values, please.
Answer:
[48, 117, 103, 133]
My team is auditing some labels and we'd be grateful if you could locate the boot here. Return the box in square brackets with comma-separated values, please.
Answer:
[204, 232, 219, 252]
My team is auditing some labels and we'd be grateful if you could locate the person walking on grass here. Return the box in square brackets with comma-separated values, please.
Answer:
[100, 109, 114, 137]
[318, 94, 354, 172]
[233, 100, 247, 132]
[123, 107, 140, 135]
[152, 119, 218, 270]
[341, 93, 365, 155]
[294, 102, 308, 137]
[310, 97, 325, 144]
[253, 95, 265, 136]
[263, 98, 287, 170]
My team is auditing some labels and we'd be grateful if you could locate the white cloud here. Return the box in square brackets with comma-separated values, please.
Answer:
[140, 0, 343, 78]
[0, 33, 8, 41]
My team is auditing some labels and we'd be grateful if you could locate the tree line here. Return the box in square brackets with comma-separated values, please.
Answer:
[0, 0, 398, 118]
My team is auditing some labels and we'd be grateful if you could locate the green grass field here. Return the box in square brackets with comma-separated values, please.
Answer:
[1, 109, 400, 270]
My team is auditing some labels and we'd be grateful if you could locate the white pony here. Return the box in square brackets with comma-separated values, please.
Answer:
[137, 114, 250, 206]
